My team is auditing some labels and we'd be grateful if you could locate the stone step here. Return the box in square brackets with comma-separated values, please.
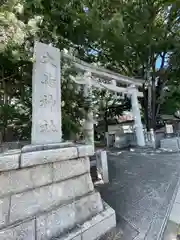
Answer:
[0, 192, 104, 240]
[56, 201, 116, 240]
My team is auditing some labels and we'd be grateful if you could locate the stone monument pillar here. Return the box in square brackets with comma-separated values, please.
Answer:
[31, 42, 62, 144]
[0, 42, 116, 240]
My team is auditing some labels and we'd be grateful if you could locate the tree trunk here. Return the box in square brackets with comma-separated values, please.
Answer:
[151, 78, 156, 129]
[142, 86, 149, 130]
[104, 110, 108, 133]
[147, 83, 152, 130]
[2, 70, 8, 142]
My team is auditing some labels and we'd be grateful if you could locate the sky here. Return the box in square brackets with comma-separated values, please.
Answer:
[88, 49, 168, 71]
[156, 54, 169, 70]
[156, 57, 162, 69]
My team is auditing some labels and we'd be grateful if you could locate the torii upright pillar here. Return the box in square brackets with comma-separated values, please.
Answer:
[83, 72, 95, 152]
[128, 85, 145, 147]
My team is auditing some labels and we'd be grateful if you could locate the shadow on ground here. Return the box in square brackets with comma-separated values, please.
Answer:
[97, 149, 180, 240]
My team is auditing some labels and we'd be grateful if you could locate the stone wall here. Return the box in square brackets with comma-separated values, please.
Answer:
[160, 137, 180, 151]
[0, 144, 116, 239]
[114, 133, 137, 148]
[114, 131, 165, 149]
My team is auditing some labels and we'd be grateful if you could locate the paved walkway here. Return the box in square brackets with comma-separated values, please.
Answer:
[98, 149, 180, 240]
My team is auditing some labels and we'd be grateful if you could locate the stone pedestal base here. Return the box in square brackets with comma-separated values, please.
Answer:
[59, 202, 115, 240]
[0, 144, 116, 240]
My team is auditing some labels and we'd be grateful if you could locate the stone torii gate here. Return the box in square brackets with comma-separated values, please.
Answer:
[62, 52, 145, 148]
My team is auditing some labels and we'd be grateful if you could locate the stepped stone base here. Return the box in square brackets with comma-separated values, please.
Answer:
[58, 202, 116, 240]
[0, 143, 116, 240]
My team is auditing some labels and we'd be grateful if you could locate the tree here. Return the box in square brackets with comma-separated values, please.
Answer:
[160, 46, 180, 115]
[93, 89, 131, 133]
[83, 0, 180, 130]
[0, 0, 88, 140]
[1, 0, 180, 142]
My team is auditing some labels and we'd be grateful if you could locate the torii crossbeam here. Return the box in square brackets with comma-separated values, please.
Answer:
[62, 52, 145, 147]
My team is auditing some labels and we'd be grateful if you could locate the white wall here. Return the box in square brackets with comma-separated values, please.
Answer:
[108, 123, 133, 135]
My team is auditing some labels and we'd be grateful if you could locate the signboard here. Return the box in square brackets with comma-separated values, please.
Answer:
[165, 124, 174, 134]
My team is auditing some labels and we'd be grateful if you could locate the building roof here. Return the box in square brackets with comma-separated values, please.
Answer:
[160, 114, 180, 121]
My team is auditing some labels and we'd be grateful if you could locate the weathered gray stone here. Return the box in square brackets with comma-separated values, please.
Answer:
[10, 173, 94, 222]
[36, 192, 103, 240]
[53, 157, 90, 182]
[96, 150, 109, 183]
[0, 164, 53, 197]
[0, 169, 31, 197]
[58, 228, 82, 240]
[77, 145, 94, 157]
[21, 147, 78, 167]
[73, 191, 103, 222]
[36, 200, 77, 240]
[51, 173, 94, 203]
[10, 184, 53, 223]
[0, 152, 20, 172]
[55, 201, 116, 240]
[0, 197, 10, 227]
[81, 213, 116, 240]
[31, 163, 53, 187]
[0, 219, 35, 240]
[160, 138, 179, 151]
[81, 202, 116, 240]
[21, 142, 74, 153]
[31, 42, 62, 145]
